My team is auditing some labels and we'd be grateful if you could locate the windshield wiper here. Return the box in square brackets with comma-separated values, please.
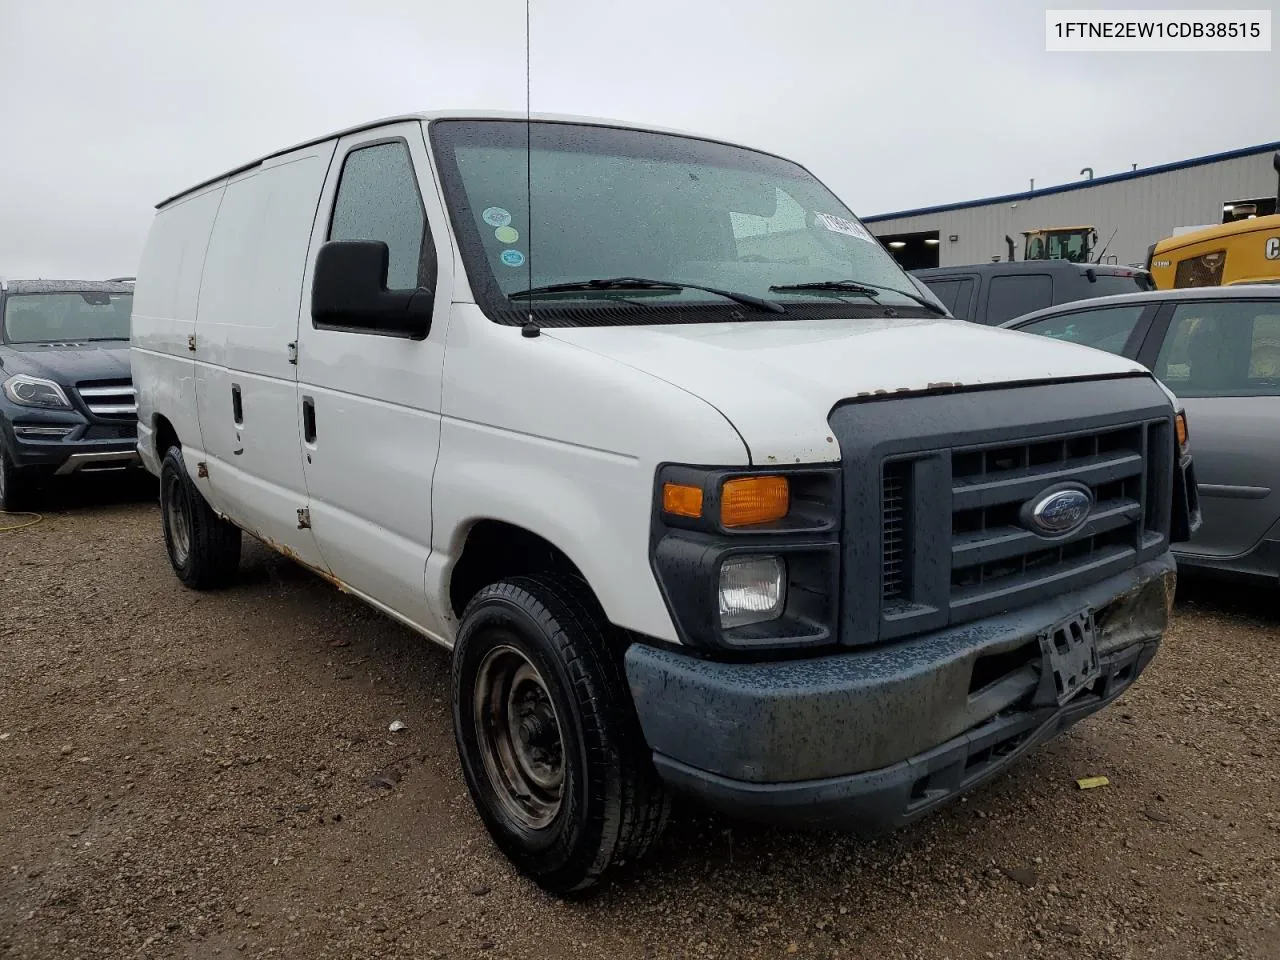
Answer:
[769, 280, 947, 316]
[508, 276, 786, 314]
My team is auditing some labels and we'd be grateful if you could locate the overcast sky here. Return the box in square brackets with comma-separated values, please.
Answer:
[1, 0, 1276, 279]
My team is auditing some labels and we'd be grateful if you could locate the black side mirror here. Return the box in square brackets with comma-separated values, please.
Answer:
[1085, 267, 1097, 283]
[311, 240, 432, 339]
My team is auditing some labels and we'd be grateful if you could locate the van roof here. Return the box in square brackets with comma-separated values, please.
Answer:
[155, 110, 738, 210]
[1153, 213, 1280, 253]
[0, 279, 135, 296]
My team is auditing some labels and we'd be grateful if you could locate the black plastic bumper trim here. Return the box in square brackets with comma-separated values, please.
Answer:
[652, 640, 1157, 833]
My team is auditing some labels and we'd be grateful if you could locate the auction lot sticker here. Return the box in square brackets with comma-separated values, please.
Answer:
[815, 212, 877, 244]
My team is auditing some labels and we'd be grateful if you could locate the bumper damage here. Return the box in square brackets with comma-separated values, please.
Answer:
[625, 553, 1175, 832]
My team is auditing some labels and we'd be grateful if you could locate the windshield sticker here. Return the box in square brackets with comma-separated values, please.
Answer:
[494, 225, 519, 244]
[815, 212, 876, 244]
[500, 249, 525, 267]
[482, 206, 513, 228]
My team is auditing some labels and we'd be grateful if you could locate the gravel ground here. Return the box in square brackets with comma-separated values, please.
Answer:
[1, 481, 1278, 960]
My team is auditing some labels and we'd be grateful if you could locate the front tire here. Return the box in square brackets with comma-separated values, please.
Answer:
[159, 446, 241, 589]
[452, 575, 669, 894]
[0, 443, 33, 512]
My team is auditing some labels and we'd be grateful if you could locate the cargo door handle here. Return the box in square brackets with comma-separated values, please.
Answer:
[231, 384, 243, 426]
[302, 397, 317, 445]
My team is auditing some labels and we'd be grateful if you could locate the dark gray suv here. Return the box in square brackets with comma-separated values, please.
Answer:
[0, 280, 141, 509]
[913, 260, 1155, 326]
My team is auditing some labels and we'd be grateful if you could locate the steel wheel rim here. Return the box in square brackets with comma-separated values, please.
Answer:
[163, 473, 191, 564]
[473, 642, 565, 830]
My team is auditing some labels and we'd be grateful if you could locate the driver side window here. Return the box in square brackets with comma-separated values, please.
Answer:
[1016, 304, 1146, 356]
[329, 140, 434, 291]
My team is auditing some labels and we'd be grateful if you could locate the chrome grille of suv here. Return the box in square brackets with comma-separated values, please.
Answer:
[76, 379, 137, 419]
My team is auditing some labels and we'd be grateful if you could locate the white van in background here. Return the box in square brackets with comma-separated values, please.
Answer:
[130, 111, 1199, 893]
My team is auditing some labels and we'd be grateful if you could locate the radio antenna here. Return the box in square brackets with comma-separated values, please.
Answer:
[521, 0, 539, 336]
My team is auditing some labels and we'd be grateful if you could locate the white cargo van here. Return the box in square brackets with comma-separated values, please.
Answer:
[131, 111, 1200, 893]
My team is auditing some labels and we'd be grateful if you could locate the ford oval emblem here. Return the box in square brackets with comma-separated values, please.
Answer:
[1024, 484, 1093, 537]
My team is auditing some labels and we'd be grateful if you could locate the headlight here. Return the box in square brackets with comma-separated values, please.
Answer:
[651, 464, 841, 652]
[719, 555, 786, 628]
[3, 374, 72, 409]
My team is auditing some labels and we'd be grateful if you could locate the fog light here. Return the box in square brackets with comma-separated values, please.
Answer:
[718, 555, 786, 629]
[14, 426, 75, 439]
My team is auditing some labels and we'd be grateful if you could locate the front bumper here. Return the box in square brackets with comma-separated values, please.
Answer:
[3, 418, 140, 476]
[624, 553, 1175, 831]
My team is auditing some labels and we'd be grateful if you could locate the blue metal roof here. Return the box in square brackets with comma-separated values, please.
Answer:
[862, 139, 1280, 224]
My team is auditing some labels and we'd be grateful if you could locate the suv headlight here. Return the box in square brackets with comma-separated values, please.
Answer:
[3, 374, 72, 409]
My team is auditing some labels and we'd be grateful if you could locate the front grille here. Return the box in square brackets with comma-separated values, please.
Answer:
[76, 379, 136, 419]
[880, 418, 1171, 631]
[949, 424, 1154, 612]
[82, 423, 136, 440]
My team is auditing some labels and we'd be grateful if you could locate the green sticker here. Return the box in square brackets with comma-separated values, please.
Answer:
[494, 225, 519, 244]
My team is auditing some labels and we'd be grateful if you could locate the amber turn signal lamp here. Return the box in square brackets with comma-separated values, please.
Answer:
[1175, 411, 1189, 450]
[720, 476, 790, 527]
[662, 482, 704, 518]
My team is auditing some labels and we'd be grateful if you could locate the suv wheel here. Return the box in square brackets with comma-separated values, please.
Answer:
[0, 443, 31, 512]
[452, 575, 669, 895]
[159, 447, 241, 589]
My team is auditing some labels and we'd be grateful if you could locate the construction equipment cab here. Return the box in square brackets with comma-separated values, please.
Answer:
[1022, 227, 1099, 264]
[1148, 152, 1280, 290]
[130, 110, 1199, 894]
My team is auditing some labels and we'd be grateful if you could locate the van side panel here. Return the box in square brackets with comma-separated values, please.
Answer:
[131, 184, 225, 475]
[192, 143, 337, 572]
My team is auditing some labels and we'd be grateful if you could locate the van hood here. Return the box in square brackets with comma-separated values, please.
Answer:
[545, 316, 1153, 464]
[0, 341, 132, 384]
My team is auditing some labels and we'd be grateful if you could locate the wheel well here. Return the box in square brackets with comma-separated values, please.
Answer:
[449, 520, 588, 619]
[153, 415, 180, 457]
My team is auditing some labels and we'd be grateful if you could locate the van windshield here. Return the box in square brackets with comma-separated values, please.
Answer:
[429, 120, 927, 325]
[2, 292, 133, 344]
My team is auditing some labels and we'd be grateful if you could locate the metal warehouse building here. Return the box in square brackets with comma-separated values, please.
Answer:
[864, 140, 1280, 271]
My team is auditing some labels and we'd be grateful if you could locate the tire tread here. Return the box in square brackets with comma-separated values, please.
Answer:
[454, 574, 669, 893]
[161, 447, 241, 590]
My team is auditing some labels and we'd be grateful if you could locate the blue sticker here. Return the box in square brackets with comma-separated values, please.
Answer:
[500, 249, 525, 267]
[483, 206, 512, 228]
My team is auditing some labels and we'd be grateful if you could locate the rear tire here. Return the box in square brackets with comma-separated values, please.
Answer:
[159, 446, 241, 589]
[452, 575, 669, 895]
[0, 443, 33, 512]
